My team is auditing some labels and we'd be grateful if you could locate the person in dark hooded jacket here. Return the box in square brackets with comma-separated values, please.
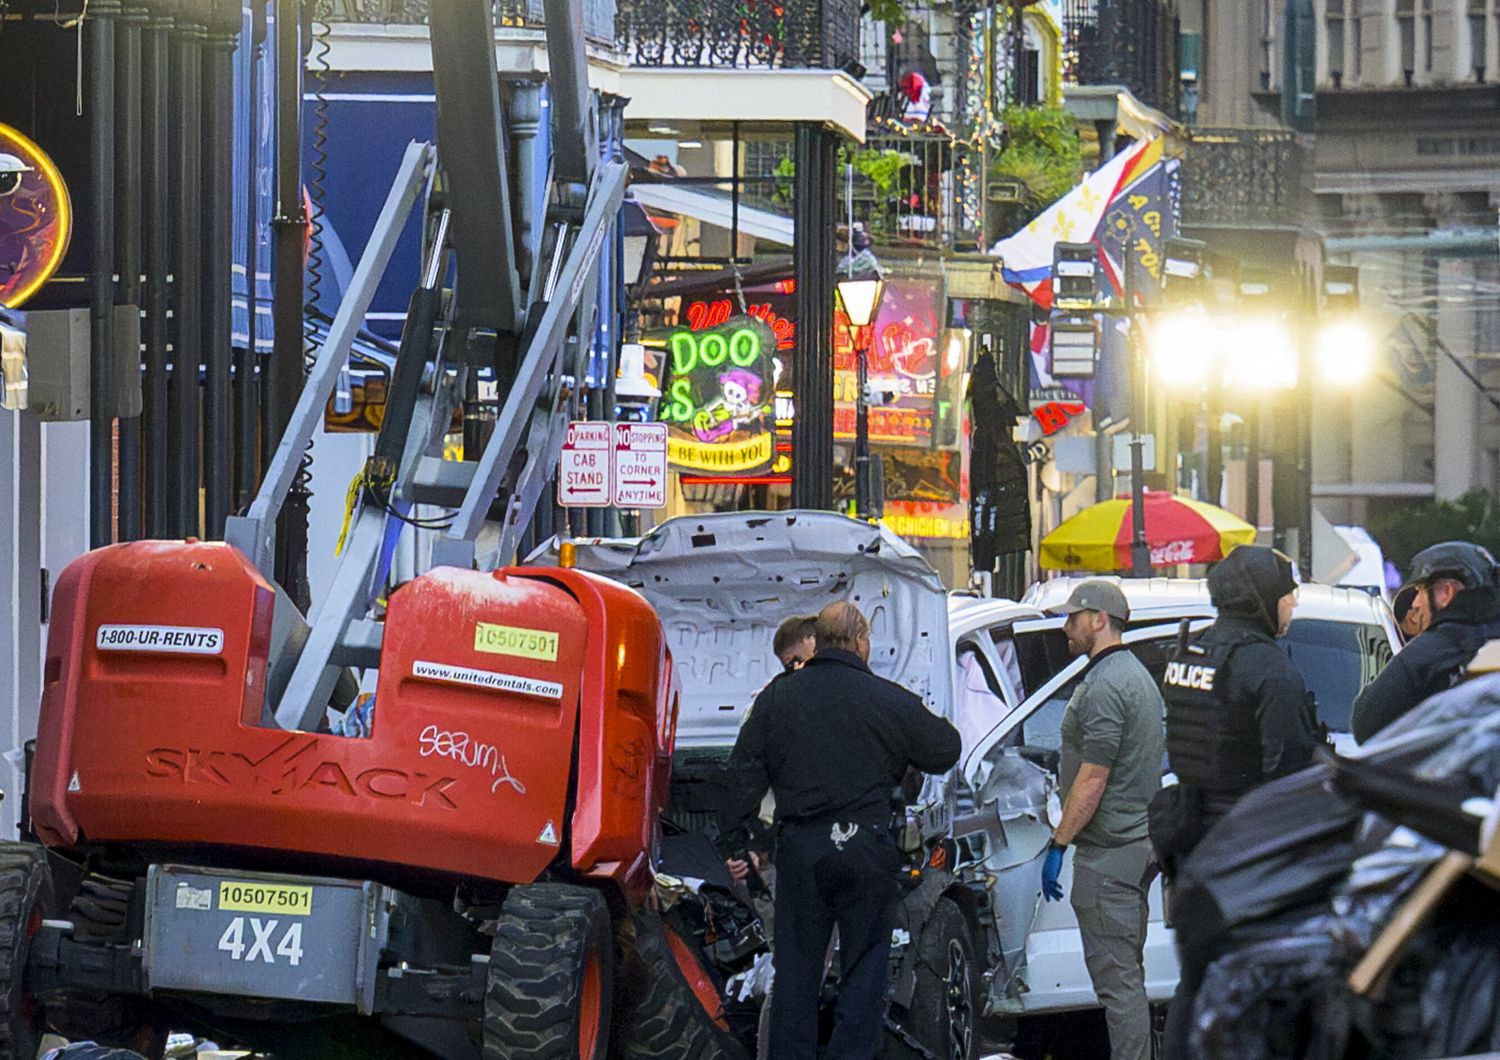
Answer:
[1155, 545, 1319, 1057]
[1158, 545, 1319, 845]
[1351, 541, 1500, 743]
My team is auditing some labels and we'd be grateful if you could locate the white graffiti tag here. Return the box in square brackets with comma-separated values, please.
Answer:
[417, 725, 527, 795]
[830, 822, 860, 851]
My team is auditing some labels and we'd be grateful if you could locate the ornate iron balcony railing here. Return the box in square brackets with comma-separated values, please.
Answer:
[614, 0, 860, 70]
[1180, 129, 1309, 229]
[316, 0, 618, 47]
[1061, 0, 1179, 113]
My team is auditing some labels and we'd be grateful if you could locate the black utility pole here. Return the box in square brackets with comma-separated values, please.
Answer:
[1125, 260, 1150, 576]
[170, 0, 205, 537]
[142, 0, 173, 537]
[203, 0, 240, 537]
[1205, 373, 1222, 505]
[1297, 268, 1316, 575]
[270, 0, 310, 607]
[854, 332, 871, 518]
[237, 0, 268, 511]
[791, 124, 837, 510]
[89, 1, 120, 548]
[116, 0, 146, 541]
[1245, 398, 1262, 531]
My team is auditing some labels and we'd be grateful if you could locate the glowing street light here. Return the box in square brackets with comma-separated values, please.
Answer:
[835, 276, 884, 329]
[1315, 318, 1374, 385]
[1223, 316, 1298, 391]
[1145, 310, 1219, 388]
[835, 275, 886, 520]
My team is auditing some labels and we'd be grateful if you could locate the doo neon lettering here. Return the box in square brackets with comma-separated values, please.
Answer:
[669, 327, 760, 377]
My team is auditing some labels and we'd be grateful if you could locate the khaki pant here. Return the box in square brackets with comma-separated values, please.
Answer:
[1070, 838, 1155, 1060]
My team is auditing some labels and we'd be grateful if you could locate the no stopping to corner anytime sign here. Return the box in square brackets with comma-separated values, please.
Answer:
[558, 421, 667, 509]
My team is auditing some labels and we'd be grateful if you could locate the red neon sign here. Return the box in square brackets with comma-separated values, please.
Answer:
[684, 298, 795, 351]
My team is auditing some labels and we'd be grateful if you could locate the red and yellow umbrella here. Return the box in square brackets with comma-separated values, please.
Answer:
[1039, 492, 1257, 572]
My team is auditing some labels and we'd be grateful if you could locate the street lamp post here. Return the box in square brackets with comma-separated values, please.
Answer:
[855, 331, 872, 519]
[1298, 269, 1317, 576]
[1144, 262, 1374, 578]
[836, 276, 885, 521]
[1124, 262, 1151, 576]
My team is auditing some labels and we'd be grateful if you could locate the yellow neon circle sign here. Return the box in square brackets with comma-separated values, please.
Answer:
[0, 123, 72, 309]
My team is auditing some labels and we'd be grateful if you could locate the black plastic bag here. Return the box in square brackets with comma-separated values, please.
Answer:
[1192, 921, 1355, 1060]
[1171, 764, 1363, 971]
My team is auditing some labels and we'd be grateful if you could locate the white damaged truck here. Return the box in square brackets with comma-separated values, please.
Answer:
[538, 510, 1184, 1058]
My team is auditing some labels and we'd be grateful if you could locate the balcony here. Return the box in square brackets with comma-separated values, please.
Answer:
[1180, 128, 1309, 230]
[614, 0, 860, 70]
[846, 132, 982, 253]
[1061, 0, 1178, 114]
[315, 0, 619, 47]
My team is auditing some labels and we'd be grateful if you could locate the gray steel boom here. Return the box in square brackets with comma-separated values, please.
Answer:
[226, 0, 623, 732]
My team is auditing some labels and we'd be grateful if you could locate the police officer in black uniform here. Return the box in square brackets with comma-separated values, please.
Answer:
[1351, 541, 1500, 743]
[1154, 545, 1318, 1058]
[720, 601, 961, 1060]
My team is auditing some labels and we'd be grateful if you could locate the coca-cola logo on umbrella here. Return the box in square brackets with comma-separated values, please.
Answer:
[1150, 539, 1199, 566]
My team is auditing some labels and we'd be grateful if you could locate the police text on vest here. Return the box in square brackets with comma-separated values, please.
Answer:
[1164, 661, 1216, 691]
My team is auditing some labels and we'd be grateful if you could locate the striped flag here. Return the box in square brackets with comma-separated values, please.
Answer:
[989, 136, 1166, 310]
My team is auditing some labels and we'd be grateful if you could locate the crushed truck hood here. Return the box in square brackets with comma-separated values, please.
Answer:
[529, 511, 954, 750]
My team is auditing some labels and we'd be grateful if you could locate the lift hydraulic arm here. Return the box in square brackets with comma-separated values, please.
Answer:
[226, 0, 624, 732]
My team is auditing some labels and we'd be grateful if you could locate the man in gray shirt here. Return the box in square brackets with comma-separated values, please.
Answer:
[1042, 581, 1164, 1060]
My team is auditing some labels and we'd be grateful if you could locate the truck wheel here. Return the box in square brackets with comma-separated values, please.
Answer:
[0, 842, 51, 1059]
[483, 884, 613, 1060]
[615, 911, 747, 1060]
[897, 898, 978, 1060]
[47, 876, 164, 1057]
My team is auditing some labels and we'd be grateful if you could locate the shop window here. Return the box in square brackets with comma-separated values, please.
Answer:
[1397, 0, 1416, 83]
[1327, 0, 1346, 85]
[1471, 0, 1489, 81]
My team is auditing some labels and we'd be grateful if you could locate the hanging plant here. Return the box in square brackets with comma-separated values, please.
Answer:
[990, 104, 1084, 212]
[842, 146, 916, 198]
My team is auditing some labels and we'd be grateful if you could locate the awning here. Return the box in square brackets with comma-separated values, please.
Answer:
[619, 68, 871, 141]
[629, 183, 794, 247]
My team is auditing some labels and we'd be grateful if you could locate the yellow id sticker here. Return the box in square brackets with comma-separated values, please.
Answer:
[474, 622, 559, 661]
[218, 880, 314, 917]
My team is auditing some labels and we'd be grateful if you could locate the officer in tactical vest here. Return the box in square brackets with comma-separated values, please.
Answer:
[1351, 541, 1500, 743]
[1154, 545, 1318, 1058]
[1156, 546, 1317, 855]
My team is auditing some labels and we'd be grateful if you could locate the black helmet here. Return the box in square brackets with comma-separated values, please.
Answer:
[1208, 545, 1297, 635]
[1407, 541, 1497, 590]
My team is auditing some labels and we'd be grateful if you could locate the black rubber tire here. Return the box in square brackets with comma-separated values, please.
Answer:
[482, 884, 613, 1060]
[615, 911, 748, 1060]
[0, 841, 50, 1060]
[893, 897, 979, 1060]
[46, 875, 165, 1058]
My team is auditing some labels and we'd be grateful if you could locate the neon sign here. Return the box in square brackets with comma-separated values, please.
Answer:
[0, 124, 72, 309]
[657, 315, 777, 475]
[832, 279, 943, 445]
[684, 298, 795, 351]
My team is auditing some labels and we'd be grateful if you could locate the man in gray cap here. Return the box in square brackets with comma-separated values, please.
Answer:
[1044, 580, 1164, 1060]
[1352, 541, 1500, 742]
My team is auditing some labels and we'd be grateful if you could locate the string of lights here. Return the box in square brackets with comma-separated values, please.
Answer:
[864, 4, 1055, 236]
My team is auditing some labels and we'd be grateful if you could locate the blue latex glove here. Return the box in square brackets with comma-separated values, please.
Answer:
[1041, 844, 1066, 902]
